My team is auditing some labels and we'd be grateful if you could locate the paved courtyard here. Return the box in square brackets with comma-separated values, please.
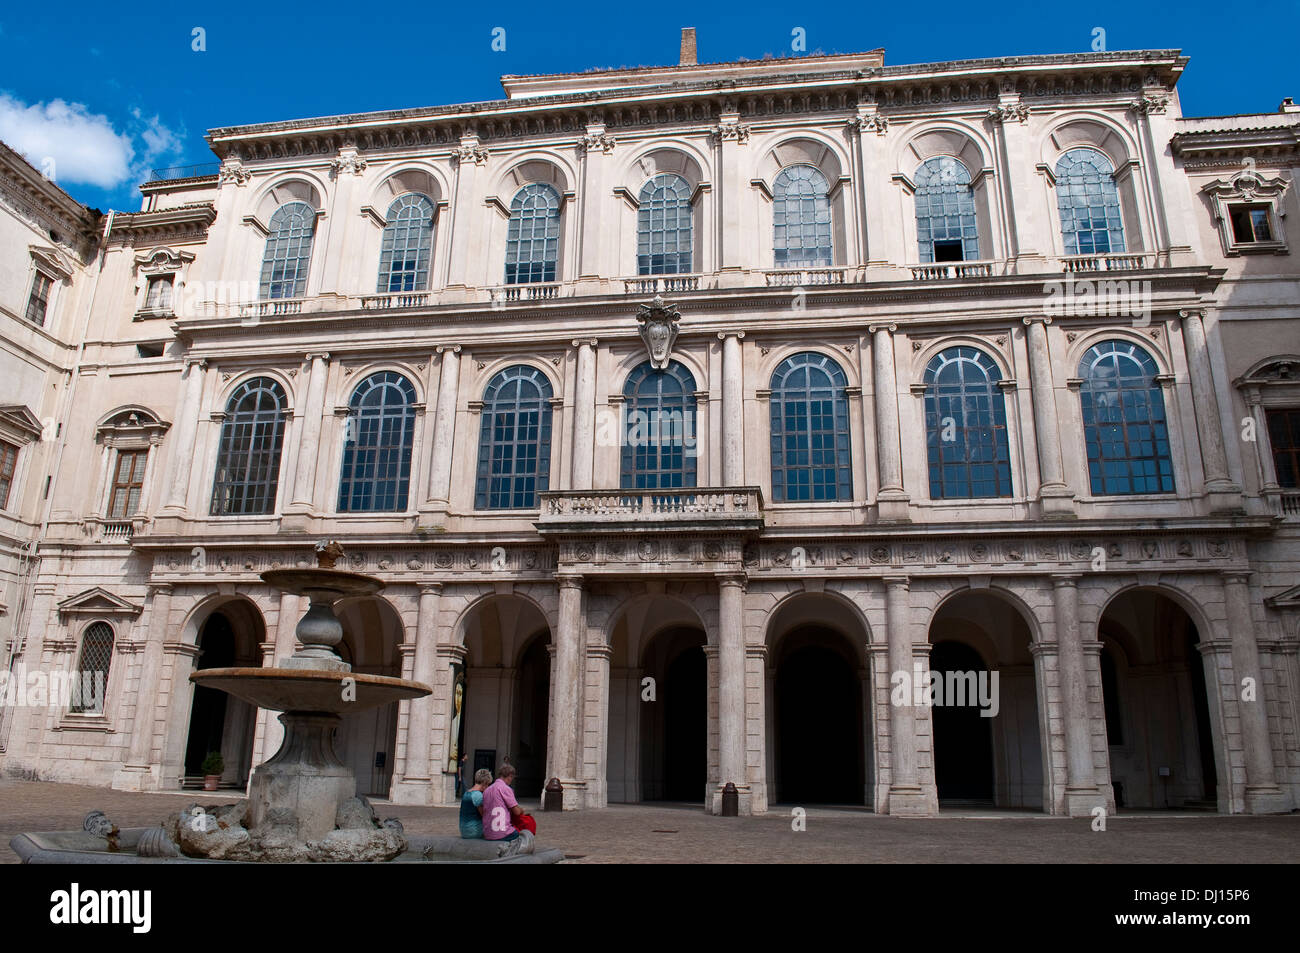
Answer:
[1, 779, 1296, 863]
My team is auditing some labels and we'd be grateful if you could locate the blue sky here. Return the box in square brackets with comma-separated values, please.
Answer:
[0, 0, 1295, 212]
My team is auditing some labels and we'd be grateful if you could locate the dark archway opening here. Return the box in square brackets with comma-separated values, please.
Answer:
[931, 641, 994, 802]
[185, 612, 234, 778]
[641, 628, 706, 802]
[775, 628, 862, 804]
[513, 633, 551, 799]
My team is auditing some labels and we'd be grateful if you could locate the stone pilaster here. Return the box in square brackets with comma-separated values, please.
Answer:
[283, 352, 330, 526]
[712, 573, 750, 813]
[1222, 572, 1292, 813]
[160, 358, 207, 513]
[884, 575, 932, 814]
[1178, 309, 1242, 511]
[421, 345, 461, 517]
[390, 583, 442, 804]
[1052, 575, 1106, 816]
[570, 339, 597, 490]
[719, 331, 745, 487]
[112, 584, 172, 791]
[870, 325, 909, 520]
[548, 575, 586, 807]
[1023, 317, 1075, 516]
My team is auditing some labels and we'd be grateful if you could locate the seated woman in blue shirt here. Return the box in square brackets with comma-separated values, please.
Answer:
[459, 768, 494, 838]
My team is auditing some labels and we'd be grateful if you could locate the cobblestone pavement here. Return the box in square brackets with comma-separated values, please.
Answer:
[2, 779, 1296, 863]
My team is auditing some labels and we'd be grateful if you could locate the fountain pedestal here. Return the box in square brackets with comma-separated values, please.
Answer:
[187, 562, 432, 859]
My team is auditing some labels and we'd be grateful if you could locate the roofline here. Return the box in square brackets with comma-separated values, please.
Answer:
[205, 48, 1187, 148]
[499, 47, 887, 83]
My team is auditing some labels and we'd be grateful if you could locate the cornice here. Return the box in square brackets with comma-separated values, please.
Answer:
[204, 51, 1186, 163]
[106, 204, 218, 246]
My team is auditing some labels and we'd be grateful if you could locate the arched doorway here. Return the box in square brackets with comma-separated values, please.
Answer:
[336, 597, 403, 798]
[605, 590, 710, 805]
[1097, 590, 1217, 810]
[640, 627, 706, 802]
[930, 641, 994, 801]
[927, 590, 1043, 810]
[774, 629, 862, 803]
[512, 633, 551, 799]
[183, 601, 263, 787]
[765, 594, 870, 807]
[457, 594, 552, 799]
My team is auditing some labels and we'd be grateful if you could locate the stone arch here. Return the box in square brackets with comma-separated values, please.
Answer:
[334, 595, 405, 797]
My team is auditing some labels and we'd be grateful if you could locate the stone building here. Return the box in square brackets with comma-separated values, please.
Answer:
[0, 36, 1297, 816]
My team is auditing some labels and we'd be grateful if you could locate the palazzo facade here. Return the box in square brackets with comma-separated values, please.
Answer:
[1, 39, 1298, 816]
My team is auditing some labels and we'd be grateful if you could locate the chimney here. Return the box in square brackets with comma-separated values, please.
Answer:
[1280, 97, 1299, 113]
[680, 27, 697, 66]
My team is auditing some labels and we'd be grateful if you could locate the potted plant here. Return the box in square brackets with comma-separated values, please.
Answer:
[200, 751, 224, 791]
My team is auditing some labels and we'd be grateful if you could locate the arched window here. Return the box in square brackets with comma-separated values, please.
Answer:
[923, 347, 1012, 499]
[339, 372, 417, 512]
[769, 352, 851, 502]
[772, 165, 833, 268]
[475, 366, 554, 509]
[377, 193, 435, 292]
[1078, 341, 1174, 495]
[210, 378, 287, 516]
[70, 622, 114, 713]
[914, 157, 978, 263]
[1055, 148, 1125, 255]
[637, 173, 693, 275]
[259, 202, 316, 299]
[621, 360, 697, 489]
[505, 184, 560, 284]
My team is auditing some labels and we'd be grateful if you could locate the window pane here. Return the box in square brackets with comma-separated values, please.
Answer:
[338, 372, 417, 512]
[923, 347, 1012, 499]
[377, 194, 436, 292]
[914, 158, 979, 262]
[772, 166, 833, 268]
[1078, 341, 1174, 496]
[505, 184, 561, 284]
[769, 353, 852, 502]
[1055, 149, 1125, 256]
[210, 378, 287, 515]
[259, 203, 316, 299]
[620, 361, 698, 490]
[475, 366, 554, 509]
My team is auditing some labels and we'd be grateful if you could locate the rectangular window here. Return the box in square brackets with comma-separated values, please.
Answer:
[1229, 204, 1274, 244]
[1267, 408, 1300, 488]
[144, 275, 174, 312]
[25, 272, 53, 326]
[108, 449, 148, 519]
[0, 440, 18, 509]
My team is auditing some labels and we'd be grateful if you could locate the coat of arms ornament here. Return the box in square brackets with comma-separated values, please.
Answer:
[637, 295, 681, 370]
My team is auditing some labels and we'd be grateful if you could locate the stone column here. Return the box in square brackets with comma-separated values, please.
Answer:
[391, 583, 442, 805]
[1052, 575, 1105, 815]
[285, 352, 330, 519]
[1023, 317, 1075, 516]
[884, 576, 929, 814]
[570, 339, 597, 490]
[111, 584, 172, 791]
[1242, 386, 1281, 511]
[714, 573, 749, 813]
[257, 592, 300, 764]
[422, 345, 461, 515]
[1179, 309, 1242, 511]
[549, 575, 585, 806]
[870, 325, 909, 520]
[1222, 573, 1291, 813]
[160, 358, 207, 513]
[719, 331, 745, 486]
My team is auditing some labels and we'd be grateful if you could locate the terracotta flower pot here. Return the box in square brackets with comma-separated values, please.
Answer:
[203, 775, 220, 792]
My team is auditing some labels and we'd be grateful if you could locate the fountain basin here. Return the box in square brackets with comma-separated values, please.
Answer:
[190, 667, 427, 714]
[10, 829, 566, 864]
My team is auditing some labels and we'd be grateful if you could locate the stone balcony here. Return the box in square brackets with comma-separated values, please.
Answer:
[188, 254, 1176, 323]
[536, 487, 764, 535]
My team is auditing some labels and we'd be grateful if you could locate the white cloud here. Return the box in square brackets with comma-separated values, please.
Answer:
[0, 94, 185, 192]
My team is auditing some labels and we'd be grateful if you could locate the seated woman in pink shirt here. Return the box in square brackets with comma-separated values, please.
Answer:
[481, 763, 534, 855]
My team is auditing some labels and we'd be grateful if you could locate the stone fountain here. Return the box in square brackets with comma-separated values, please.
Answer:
[9, 541, 564, 864]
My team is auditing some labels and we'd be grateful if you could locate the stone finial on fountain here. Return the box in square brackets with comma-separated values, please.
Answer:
[315, 539, 346, 569]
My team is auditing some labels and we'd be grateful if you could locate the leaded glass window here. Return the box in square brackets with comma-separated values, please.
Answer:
[70, 622, 113, 713]
[637, 174, 693, 275]
[338, 372, 416, 512]
[915, 157, 978, 263]
[25, 272, 52, 326]
[505, 184, 560, 284]
[773, 165, 833, 268]
[621, 361, 697, 490]
[210, 378, 287, 515]
[769, 352, 851, 502]
[1079, 341, 1174, 495]
[259, 202, 316, 299]
[923, 347, 1012, 498]
[475, 366, 553, 509]
[1055, 148, 1125, 255]
[377, 194, 435, 292]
